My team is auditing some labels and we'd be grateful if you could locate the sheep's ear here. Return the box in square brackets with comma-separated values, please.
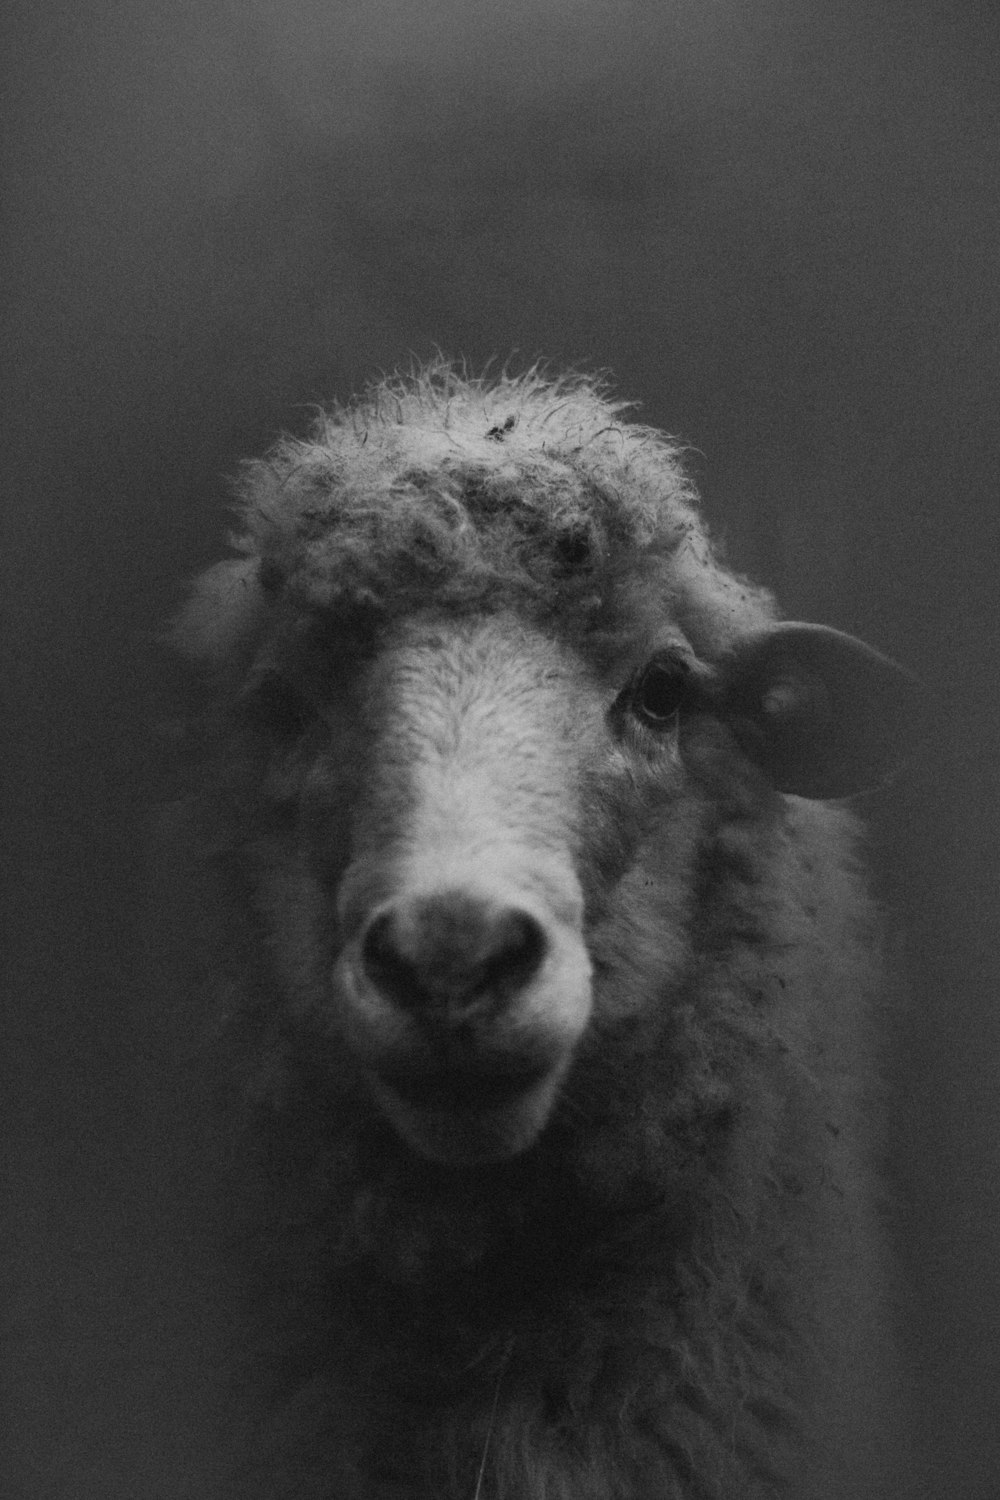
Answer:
[717, 622, 919, 799]
[171, 558, 267, 667]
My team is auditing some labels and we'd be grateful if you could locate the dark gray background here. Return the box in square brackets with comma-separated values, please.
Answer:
[3, 2, 998, 1495]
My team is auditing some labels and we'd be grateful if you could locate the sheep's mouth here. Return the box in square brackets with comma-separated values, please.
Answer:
[368, 1055, 566, 1166]
[377, 1057, 553, 1111]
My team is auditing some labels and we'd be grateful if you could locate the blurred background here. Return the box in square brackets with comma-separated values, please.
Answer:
[3, 1, 998, 1495]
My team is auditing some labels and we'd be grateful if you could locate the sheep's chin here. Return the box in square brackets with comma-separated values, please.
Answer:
[370, 1072, 562, 1166]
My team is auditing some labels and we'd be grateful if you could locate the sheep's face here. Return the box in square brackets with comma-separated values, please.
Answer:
[206, 570, 911, 1171]
[263, 608, 697, 1167]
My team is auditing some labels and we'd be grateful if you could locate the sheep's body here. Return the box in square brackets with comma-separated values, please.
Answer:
[178, 366, 910, 1498]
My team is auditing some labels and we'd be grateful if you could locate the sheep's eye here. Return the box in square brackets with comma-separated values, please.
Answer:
[631, 657, 690, 726]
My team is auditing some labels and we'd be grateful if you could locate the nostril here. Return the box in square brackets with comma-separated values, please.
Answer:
[482, 909, 547, 993]
[357, 895, 549, 1016]
[360, 909, 427, 1010]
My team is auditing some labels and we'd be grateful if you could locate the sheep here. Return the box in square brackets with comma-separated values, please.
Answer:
[175, 363, 916, 1499]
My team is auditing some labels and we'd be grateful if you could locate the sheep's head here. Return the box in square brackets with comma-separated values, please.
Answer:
[176, 368, 917, 1169]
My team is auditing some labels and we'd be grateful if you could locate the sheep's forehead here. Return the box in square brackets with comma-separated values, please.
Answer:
[370, 613, 598, 731]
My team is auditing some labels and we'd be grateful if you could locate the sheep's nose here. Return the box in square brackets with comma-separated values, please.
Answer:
[359, 892, 548, 1019]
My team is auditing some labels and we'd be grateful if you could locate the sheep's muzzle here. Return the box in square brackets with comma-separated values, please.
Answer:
[334, 882, 592, 1166]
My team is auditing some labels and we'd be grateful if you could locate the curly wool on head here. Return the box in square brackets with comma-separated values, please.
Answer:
[199, 362, 774, 658]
